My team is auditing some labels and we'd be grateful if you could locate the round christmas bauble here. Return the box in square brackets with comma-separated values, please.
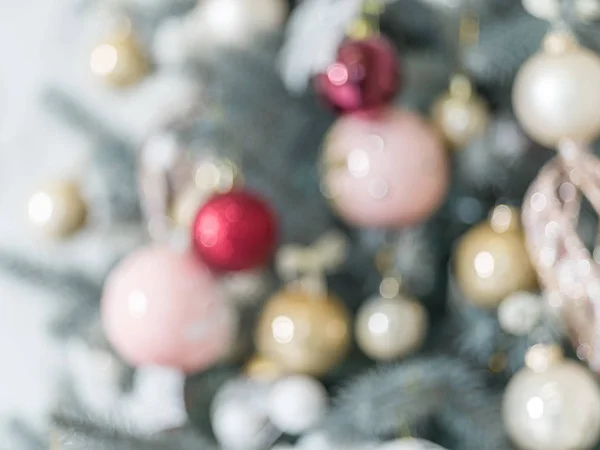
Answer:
[431, 79, 490, 149]
[522, 0, 600, 21]
[101, 246, 235, 372]
[211, 378, 274, 450]
[316, 36, 400, 115]
[267, 375, 328, 434]
[90, 31, 149, 87]
[255, 289, 351, 376]
[497, 291, 543, 336]
[513, 32, 600, 147]
[355, 295, 428, 361]
[376, 439, 448, 450]
[192, 0, 288, 50]
[503, 356, 600, 450]
[192, 190, 277, 272]
[321, 108, 448, 227]
[28, 180, 87, 238]
[454, 206, 537, 308]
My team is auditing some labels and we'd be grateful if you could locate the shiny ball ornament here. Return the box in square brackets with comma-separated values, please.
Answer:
[255, 289, 351, 376]
[192, 0, 288, 50]
[321, 108, 448, 227]
[454, 205, 538, 308]
[497, 291, 543, 336]
[431, 75, 490, 149]
[513, 32, 600, 147]
[503, 348, 600, 450]
[355, 295, 428, 361]
[267, 375, 328, 434]
[101, 246, 235, 372]
[376, 439, 448, 450]
[211, 378, 274, 450]
[522, 0, 600, 21]
[192, 190, 277, 272]
[316, 36, 401, 115]
[28, 180, 87, 238]
[90, 31, 149, 87]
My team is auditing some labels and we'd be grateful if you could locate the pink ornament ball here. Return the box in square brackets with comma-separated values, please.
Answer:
[321, 108, 449, 227]
[101, 245, 235, 373]
[316, 36, 401, 115]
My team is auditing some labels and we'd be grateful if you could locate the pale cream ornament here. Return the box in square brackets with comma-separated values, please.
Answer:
[503, 345, 600, 450]
[513, 31, 600, 147]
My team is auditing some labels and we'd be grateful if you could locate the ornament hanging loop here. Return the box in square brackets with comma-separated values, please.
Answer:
[276, 231, 349, 297]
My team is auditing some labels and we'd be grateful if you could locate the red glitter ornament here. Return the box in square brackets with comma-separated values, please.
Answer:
[316, 36, 401, 115]
[192, 190, 277, 272]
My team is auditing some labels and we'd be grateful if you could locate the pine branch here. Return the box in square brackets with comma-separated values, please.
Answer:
[324, 357, 511, 449]
[42, 88, 141, 223]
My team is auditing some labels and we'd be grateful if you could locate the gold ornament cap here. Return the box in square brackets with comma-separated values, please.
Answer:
[525, 343, 564, 372]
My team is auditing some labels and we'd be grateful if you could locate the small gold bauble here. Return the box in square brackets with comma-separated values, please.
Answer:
[243, 354, 288, 381]
[90, 32, 149, 87]
[28, 180, 87, 239]
[255, 289, 351, 376]
[431, 76, 490, 149]
[454, 206, 537, 308]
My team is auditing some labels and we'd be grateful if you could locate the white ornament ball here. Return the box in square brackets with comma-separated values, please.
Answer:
[190, 0, 288, 51]
[497, 291, 543, 336]
[503, 359, 600, 450]
[355, 295, 428, 361]
[522, 0, 600, 21]
[211, 379, 273, 450]
[267, 375, 328, 434]
[513, 32, 600, 147]
[376, 438, 448, 450]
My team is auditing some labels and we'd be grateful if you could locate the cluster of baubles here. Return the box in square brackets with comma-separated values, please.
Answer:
[316, 34, 449, 228]
[101, 182, 278, 372]
[501, 20, 600, 450]
[211, 374, 447, 450]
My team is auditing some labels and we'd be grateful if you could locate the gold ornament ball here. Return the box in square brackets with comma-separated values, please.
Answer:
[454, 206, 538, 308]
[90, 32, 149, 87]
[355, 295, 428, 361]
[28, 181, 87, 239]
[431, 78, 490, 149]
[255, 289, 351, 376]
[513, 32, 600, 147]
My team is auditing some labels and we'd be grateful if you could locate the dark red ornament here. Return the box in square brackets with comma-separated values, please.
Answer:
[316, 36, 401, 115]
[192, 190, 277, 272]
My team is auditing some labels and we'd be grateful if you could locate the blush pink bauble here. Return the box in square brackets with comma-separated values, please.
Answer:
[321, 108, 449, 227]
[101, 245, 235, 373]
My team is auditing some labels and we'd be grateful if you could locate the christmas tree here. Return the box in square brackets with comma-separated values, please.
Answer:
[3, 0, 600, 449]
